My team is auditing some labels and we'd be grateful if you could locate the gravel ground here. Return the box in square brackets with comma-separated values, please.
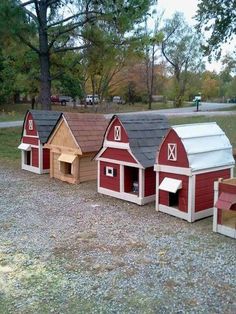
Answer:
[0, 163, 235, 314]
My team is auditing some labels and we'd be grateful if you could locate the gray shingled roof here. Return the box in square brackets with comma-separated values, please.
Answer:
[115, 113, 169, 168]
[22, 110, 62, 144]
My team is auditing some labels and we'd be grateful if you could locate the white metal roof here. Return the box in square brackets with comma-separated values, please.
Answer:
[172, 122, 235, 171]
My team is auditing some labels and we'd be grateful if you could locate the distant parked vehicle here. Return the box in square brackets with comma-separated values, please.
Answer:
[51, 95, 72, 106]
[85, 94, 99, 105]
[228, 97, 236, 103]
[112, 96, 125, 104]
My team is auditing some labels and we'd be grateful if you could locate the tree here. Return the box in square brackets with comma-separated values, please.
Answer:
[161, 12, 204, 107]
[196, 0, 236, 58]
[0, 0, 153, 110]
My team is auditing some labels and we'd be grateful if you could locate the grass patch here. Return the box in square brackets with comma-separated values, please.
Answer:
[0, 127, 21, 161]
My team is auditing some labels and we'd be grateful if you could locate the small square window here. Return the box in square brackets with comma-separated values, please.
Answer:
[114, 126, 121, 141]
[106, 166, 114, 177]
[28, 119, 33, 130]
[168, 143, 177, 161]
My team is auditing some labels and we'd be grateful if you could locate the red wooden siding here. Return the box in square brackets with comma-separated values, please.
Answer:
[25, 112, 37, 136]
[22, 136, 39, 146]
[195, 169, 230, 212]
[101, 148, 137, 164]
[158, 130, 189, 168]
[106, 117, 128, 143]
[159, 172, 189, 212]
[43, 148, 50, 169]
[31, 147, 39, 167]
[219, 181, 236, 194]
[145, 167, 156, 196]
[100, 161, 120, 192]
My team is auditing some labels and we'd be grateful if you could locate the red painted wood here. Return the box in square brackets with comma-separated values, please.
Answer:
[100, 161, 120, 192]
[217, 208, 222, 225]
[106, 117, 128, 143]
[145, 167, 156, 196]
[158, 130, 189, 168]
[219, 181, 236, 194]
[159, 172, 189, 212]
[101, 148, 137, 164]
[195, 169, 230, 212]
[25, 112, 37, 136]
[31, 147, 39, 167]
[22, 136, 39, 145]
[43, 148, 50, 169]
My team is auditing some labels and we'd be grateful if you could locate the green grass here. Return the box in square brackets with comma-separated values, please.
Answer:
[0, 127, 21, 161]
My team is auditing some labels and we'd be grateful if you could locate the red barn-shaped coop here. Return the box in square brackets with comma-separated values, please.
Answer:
[45, 112, 108, 184]
[154, 123, 235, 222]
[214, 178, 236, 238]
[18, 110, 61, 174]
[95, 113, 169, 205]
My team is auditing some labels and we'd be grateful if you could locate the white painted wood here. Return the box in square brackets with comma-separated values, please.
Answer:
[159, 204, 189, 221]
[139, 168, 144, 199]
[193, 208, 213, 220]
[103, 140, 130, 149]
[22, 164, 41, 174]
[187, 176, 193, 222]
[97, 161, 100, 189]
[193, 165, 234, 175]
[155, 171, 159, 211]
[98, 157, 141, 168]
[154, 164, 192, 176]
[18, 143, 31, 150]
[120, 164, 124, 193]
[159, 177, 182, 193]
[39, 144, 43, 174]
[217, 224, 236, 239]
[213, 208, 218, 232]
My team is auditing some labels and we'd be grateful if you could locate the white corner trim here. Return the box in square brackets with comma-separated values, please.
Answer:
[213, 207, 218, 232]
[154, 164, 192, 176]
[217, 224, 236, 239]
[159, 204, 189, 221]
[22, 164, 42, 174]
[193, 208, 213, 221]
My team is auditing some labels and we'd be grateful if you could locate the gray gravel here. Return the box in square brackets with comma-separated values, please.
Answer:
[0, 163, 235, 313]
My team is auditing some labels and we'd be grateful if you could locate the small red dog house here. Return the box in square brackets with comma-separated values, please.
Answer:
[45, 112, 108, 184]
[213, 178, 236, 238]
[155, 123, 235, 222]
[18, 110, 61, 174]
[95, 113, 169, 205]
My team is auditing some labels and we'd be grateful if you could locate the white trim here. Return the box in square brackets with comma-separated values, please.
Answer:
[120, 164, 124, 193]
[188, 176, 193, 222]
[114, 125, 121, 141]
[39, 143, 43, 173]
[213, 207, 218, 232]
[192, 165, 234, 175]
[155, 171, 159, 211]
[230, 167, 234, 178]
[193, 208, 213, 220]
[98, 187, 155, 205]
[139, 168, 144, 199]
[106, 166, 114, 177]
[23, 134, 39, 139]
[98, 157, 142, 168]
[216, 224, 236, 238]
[159, 177, 182, 193]
[18, 143, 31, 151]
[97, 161, 100, 188]
[103, 139, 130, 149]
[159, 204, 189, 221]
[167, 143, 177, 161]
[154, 164, 192, 176]
[22, 163, 42, 174]
[28, 119, 33, 130]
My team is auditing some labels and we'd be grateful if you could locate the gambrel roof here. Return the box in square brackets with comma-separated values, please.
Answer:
[172, 122, 235, 171]
[115, 113, 169, 167]
[22, 110, 62, 144]
[63, 112, 108, 153]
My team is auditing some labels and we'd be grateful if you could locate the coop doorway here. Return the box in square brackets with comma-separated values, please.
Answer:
[124, 166, 139, 194]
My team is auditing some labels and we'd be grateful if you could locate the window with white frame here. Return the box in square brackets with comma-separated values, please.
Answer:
[28, 119, 33, 130]
[168, 143, 177, 161]
[105, 166, 117, 177]
[114, 125, 121, 141]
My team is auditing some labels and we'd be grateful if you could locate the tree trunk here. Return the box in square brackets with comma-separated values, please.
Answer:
[38, 2, 51, 110]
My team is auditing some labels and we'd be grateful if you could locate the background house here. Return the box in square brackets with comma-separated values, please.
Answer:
[95, 113, 169, 205]
[18, 110, 61, 174]
[155, 122, 235, 222]
[45, 112, 107, 184]
[214, 178, 236, 238]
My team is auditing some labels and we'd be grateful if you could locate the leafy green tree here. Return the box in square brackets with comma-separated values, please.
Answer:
[196, 0, 236, 58]
[161, 12, 204, 107]
[0, 0, 153, 110]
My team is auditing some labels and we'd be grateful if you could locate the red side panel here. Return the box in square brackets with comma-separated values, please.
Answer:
[106, 117, 128, 143]
[43, 148, 50, 170]
[101, 148, 137, 164]
[219, 181, 236, 194]
[158, 130, 189, 168]
[22, 136, 39, 145]
[25, 112, 37, 136]
[195, 169, 230, 212]
[31, 147, 39, 167]
[159, 172, 189, 212]
[100, 161, 120, 192]
[145, 167, 156, 196]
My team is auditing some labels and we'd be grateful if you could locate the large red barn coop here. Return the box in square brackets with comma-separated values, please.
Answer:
[213, 178, 236, 238]
[18, 110, 61, 174]
[154, 123, 235, 222]
[95, 113, 169, 205]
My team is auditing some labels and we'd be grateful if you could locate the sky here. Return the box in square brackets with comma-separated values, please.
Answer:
[155, 0, 234, 72]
